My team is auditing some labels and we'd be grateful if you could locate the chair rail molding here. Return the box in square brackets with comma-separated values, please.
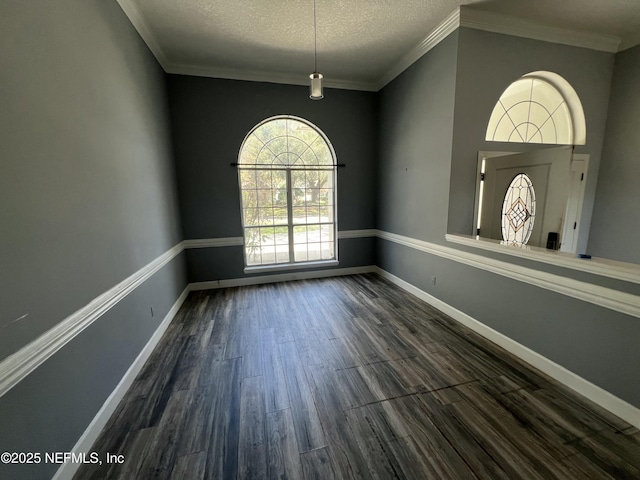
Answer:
[0, 243, 184, 398]
[377, 230, 640, 319]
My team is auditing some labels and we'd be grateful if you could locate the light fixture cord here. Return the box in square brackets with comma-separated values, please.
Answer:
[313, 0, 318, 72]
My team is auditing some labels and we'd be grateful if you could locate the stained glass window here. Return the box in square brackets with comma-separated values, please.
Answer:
[238, 116, 337, 267]
[501, 173, 536, 245]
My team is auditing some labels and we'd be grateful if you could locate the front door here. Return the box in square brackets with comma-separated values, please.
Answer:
[479, 146, 571, 248]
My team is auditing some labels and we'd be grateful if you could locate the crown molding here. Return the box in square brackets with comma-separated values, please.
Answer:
[118, 1, 626, 93]
[375, 8, 461, 90]
[116, 0, 170, 67]
[163, 61, 377, 91]
[459, 6, 621, 53]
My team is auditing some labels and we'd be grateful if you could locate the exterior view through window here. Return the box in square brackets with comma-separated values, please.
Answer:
[238, 116, 337, 267]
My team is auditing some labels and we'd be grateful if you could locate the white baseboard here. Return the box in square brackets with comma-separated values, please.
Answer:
[52, 287, 190, 480]
[375, 267, 640, 430]
[189, 265, 377, 291]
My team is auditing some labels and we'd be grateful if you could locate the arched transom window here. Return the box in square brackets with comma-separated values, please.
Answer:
[238, 116, 337, 267]
[486, 71, 586, 145]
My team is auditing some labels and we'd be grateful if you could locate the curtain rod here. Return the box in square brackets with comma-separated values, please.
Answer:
[230, 163, 345, 168]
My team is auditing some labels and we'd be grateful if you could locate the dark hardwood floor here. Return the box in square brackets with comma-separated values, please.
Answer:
[74, 274, 640, 479]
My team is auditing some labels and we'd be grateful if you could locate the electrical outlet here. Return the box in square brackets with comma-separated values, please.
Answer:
[431, 276, 437, 285]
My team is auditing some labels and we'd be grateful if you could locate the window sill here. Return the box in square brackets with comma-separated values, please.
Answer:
[244, 260, 339, 274]
[445, 234, 640, 284]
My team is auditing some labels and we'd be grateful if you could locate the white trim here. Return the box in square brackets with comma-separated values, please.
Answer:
[0, 243, 184, 398]
[375, 9, 460, 90]
[446, 233, 640, 285]
[375, 267, 640, 430]
[337, 229, 378, 239]
[52, 287, 189, 480]
[459, 6, 621, 53]
[376, 230, 640, 319]
[115, 0, 170, 67]
[116, 2, 627, 96]
[183, 237, 244, 249]
[244, 260, 339, 274]
[189, 265, 376, 291]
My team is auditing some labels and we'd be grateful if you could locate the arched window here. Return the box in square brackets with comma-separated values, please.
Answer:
[486, 71, 586, 145]
[238, 116, 337, 267]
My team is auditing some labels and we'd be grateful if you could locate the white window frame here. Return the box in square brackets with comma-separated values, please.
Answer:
[237, 115, 338, 272]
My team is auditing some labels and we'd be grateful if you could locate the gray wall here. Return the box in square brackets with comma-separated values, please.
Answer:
[588, 44, 640, 264]
[377, 27, 640, 409]
[449, 28, 615, 254]
[377, 32, 459, 243]
[168, 76, 379, 281]
[0, 1, 186, 478]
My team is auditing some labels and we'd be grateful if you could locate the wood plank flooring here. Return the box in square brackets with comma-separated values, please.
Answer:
[74, 274, 640, 479]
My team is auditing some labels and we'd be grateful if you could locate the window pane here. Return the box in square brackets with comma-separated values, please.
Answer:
[259, 208, 274, 226]
[275, 227, 289, 245]
[300, 147, 319, 165]
[272, 170, 286, 187]
[275, 188, 287, 207]
[321, 242, 334, 260]
[243, 208, 260, 227]
[273, 207, 288, 225]
[319, 189, 331, 205]
[305, 224, 320, 243]
[239, 135, 264, 164]
[319, 206, 332, 223]
[288, 136, 308, 158]
[257, 189, 274, 207]
[267, 136, 287, 158]
[306, 189, 321, 206]
[275, 245, 290, 263]
[245, 227, 261, 265]
[260, 227, 275, 245]
[307, 243, 322, 261]
[320, 224, 333, 243]
[255, 148, 276, 165]
[256, 171, 273, 189]
[292, 207, 306, 224]
[240, 170, 257, 189]
[293, 225, 308, 244]
[294, 245, 308, 262]
[306, 206, 320, 223]
[242, 189, 258, 208]
[291, 170, 306, 188]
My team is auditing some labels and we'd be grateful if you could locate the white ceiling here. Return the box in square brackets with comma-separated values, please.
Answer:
[117, 0, 640, 91]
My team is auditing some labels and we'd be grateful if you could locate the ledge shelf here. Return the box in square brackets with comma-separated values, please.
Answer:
[445, 234, 640, 285]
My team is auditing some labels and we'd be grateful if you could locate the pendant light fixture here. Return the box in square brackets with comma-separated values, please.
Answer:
[309, 0, 323, 99]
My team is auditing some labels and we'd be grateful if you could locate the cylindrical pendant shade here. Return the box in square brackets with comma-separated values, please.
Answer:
[310, 72, 323, 100]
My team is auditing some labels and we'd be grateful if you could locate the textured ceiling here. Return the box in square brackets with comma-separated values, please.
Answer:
[118, 0, 640, 90]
